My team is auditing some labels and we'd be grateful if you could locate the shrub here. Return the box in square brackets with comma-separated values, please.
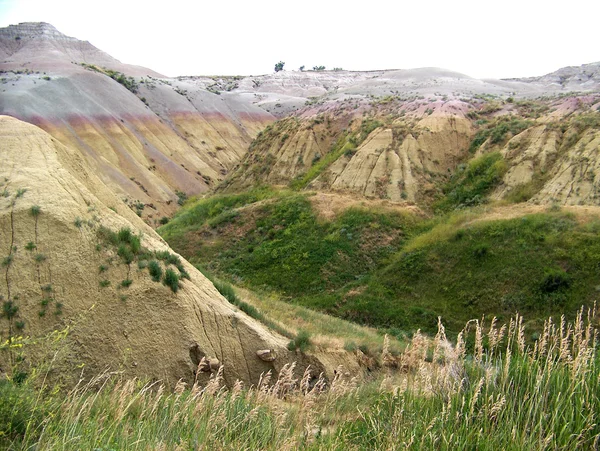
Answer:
[120, 279, 133, 288]
[540, 269, 570, 293]
[99, 279, 110, 288]
[176, 191, 188, 206]
[287, 329, 311, 352]
[29, 205, 41, 217]
[2, 300, 18, 319]
[24, 242, 36, 251]
[74, 217, 83, 228]
[117, 227, 132, 243]
[0, 380, 46, 443]
[163, 269, 180, 293]
[148, 260, 162, 282]
[34, 254, 46, 263]
[117, 244, 134, 265]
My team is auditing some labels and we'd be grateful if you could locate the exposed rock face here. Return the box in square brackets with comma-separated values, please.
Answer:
[0, 115, 305, 387]
[511, 62, 600, 92]
[2, 23, 600, 220]
[493, 119, 600, 205]
[225, 107, 474, 205]
[0, 23, 274, 223]
[317, 116, 471, 202]
[0, 22, 163, 77]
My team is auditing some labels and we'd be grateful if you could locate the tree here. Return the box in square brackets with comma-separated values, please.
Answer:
[274, 61, 285, 72]
[299, 65, 305, 72]
[313, 65, 326, 71]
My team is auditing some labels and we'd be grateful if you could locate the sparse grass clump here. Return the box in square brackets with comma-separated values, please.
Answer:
[29, 205, 41, 217]
[120, 279, 133, 288]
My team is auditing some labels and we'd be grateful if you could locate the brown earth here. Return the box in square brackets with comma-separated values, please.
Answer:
[0, 116, 361, 387]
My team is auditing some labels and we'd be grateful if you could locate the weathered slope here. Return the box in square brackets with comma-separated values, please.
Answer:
[224, 94, 600, 209]
[0, 115, 321, 387]
[224, 104, 474, 205]
[0, 23, 274, 223]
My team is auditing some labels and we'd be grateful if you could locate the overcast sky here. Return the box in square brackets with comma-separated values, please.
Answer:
[1, 0, 598, 79]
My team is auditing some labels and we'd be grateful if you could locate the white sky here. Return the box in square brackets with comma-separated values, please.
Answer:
[0, 0, 598, 79]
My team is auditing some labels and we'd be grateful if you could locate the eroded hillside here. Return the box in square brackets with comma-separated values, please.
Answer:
[0, 115, 360, 387]
[0, 23, 274, 223]
[222, 94, 600, 209]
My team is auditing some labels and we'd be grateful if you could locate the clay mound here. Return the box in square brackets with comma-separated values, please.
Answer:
[0, 23, 275, 223]
[0, 22, 163, 77]
[0, 115, 310, 386]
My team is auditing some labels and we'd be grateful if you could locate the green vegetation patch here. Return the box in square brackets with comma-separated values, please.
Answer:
[162, 187, 600, 338]
[97, 226, 188, 293]
[336, 211, 599, 335]
[434, 152, 507, 212]
[469, 116, 533, 153]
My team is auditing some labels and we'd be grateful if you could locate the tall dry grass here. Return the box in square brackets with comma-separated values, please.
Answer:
[2, 307, 598, 450]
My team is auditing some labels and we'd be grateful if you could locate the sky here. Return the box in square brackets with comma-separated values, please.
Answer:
[0, 0, 598, 79]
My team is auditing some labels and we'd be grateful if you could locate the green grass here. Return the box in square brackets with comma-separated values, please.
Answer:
[469, 116, 533, 153]
[161, 187, 600, 338]
[163, 268, 180, 293]
[148, 260, 162, 282]
[434, 152, 507, 212]
[287, 329, 312, 352]
[159, 187, 276, 241]
[168, 193, 414, 297]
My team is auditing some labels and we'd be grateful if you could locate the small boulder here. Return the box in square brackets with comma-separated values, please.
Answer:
[256, 349, 276, 362]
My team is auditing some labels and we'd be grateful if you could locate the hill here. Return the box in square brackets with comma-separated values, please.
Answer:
[0, 115, 356, 387]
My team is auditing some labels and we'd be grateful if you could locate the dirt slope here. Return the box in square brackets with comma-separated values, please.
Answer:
[0, 23, 274, 223]
[0, 115, 357, 386]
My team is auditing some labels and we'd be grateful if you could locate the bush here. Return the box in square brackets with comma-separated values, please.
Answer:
[0, 380, 46, 444]
[148, 260, 162, 282]
[163, 269, 180, 293]
[176, 191, 188, 206]
[287, 329, 311, 352]
[540, 269, 570, 293]
[117, 244, 134, 265]
[120, 279, 133, 288]
[118, 227, 132, 243]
